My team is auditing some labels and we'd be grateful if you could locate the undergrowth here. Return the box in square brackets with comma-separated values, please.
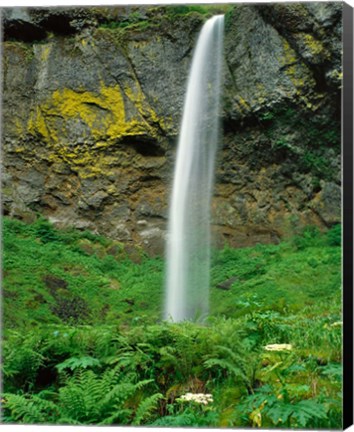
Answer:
[1, 217, 342, 427]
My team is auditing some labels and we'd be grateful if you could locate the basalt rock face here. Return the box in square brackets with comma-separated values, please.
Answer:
[216, 2, 342, 247]
[2, 3, 342, 254]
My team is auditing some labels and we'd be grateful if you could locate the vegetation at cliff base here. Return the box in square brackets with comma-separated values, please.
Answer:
[2, 217, 342, 428]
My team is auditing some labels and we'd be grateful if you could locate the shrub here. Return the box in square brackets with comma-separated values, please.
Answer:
[32, 219, 60, 243]
[326, 224, 341, 246]
[292, 226, 322, 250]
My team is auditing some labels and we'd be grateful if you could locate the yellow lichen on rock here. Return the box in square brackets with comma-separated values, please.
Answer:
[14, 118, 26, 138]
[282, 39, 297, 65]
[28, 106, 55, 142]
[235, 95, 251, 115]
[280, 38, 316, 106]
[25, 82, 164, 178]
[27, 82, 153, 145]
[300, 33, 329, 59]
[123, 83, 171, 132]
[40, 44, 52, 62]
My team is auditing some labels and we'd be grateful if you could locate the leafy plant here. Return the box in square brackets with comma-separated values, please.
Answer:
[291, 225, 322, 250]
[260, 111, 275, 121]
[2, 331, 45, 393]
[2, 217, 342, 428]
[132, 393, 164, 425]
[326, 224, 341, 246]
[235, 384, 328, 428]
[2, 393, 60, 424]
[152, 399, 218, 427]
[32, 218, 61, 243]
[3, 365, 161, 425]
[56, 356, 101, 372]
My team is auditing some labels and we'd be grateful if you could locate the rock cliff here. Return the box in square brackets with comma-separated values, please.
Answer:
[2, 3, 342, 254]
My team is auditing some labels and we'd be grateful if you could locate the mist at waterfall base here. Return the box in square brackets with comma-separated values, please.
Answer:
[165, 15, 224, 323]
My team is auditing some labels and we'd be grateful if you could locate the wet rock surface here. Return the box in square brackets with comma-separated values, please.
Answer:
[2, 4, 341, 254]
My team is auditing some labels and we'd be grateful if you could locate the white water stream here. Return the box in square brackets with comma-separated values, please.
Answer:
[165, 15, 224, 322]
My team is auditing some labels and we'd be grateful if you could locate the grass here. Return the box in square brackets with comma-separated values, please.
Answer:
[210, 230, 341, 317]
[1, 216, 342, 428]
[3, 217, 164, 328]
[3, 217, 340, 329]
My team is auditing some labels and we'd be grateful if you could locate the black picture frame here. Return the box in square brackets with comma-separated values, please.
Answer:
[343, 2, 354, 429]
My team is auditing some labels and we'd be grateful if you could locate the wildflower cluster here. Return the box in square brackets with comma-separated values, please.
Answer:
[178, 393, 213, 405]
[264, 343, 292, 352]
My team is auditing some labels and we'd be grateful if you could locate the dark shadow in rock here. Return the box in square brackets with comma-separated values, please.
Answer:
[122, 135, 165, 157]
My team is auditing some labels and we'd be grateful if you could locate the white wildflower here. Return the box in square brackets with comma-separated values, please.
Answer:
[331, 321, 342, 327]
[264, 343, 292, 352]
[179, 393, 213, 405]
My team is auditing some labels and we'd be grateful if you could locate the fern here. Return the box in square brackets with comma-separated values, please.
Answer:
[57, 367, 153, 424]
[152, 411, 197, 426]
[2, 393, 59, 424]
[97, 409, 133, 425]
[291, 400, 328, 427]
[3, 334, 45, 392]
[151, 405, 218, 427]
[133, 392, 164, 425]
[204, 343, 253, 386]
[204, 358, 248, 382]
[59, 385, 88, 422]
[56, 356, 101, 372]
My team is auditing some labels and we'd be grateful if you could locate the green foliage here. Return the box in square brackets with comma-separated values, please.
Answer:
[2, 216, 163, 328]
[133, 392, 164, 425]
[99, 19, 153, 32]
[2, 302, 342, 427]
[152, 403, 218, 427]
[258, 105, 339, 181]
[301, 151, 330, 177]
[2, 393, 60, 424]
[56, 356, 101, 372]
[292, 225, 322, 250]
[326, 224, 341, 246]
[2, 217, 342, 427]
[168, 5, 208, 15]
[32, 218, 61, 243]
[235, 384, 329, 428]
[3, 366, 160, 425]
[99, 10, 149, 30]
[224, 5, 236, 31]
[272, 137, 291, 151]
[260, 111, 275, 121]
[167, 4, 231, 18]
[98, 4, 233, 34]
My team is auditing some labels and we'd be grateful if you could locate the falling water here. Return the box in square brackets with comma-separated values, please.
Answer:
[165, 15, 224, 322]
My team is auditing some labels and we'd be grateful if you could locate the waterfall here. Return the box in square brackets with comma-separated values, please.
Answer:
[165, 15, 224, 322]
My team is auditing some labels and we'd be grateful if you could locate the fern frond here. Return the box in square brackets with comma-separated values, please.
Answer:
[56, 356, 101, 372]
[97, 408, 133, 425]
[3, 393, 58, 423]
[133, 392, 164, 425]
[159, 346, 178, 365]
[101, 382, 137, 407]
[56, 416, 83, 425]
[204, 358, 248, 382]
[59, 385, 87, 421]
[292, 400, 328, 427]
[134, 378, 154, 390]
